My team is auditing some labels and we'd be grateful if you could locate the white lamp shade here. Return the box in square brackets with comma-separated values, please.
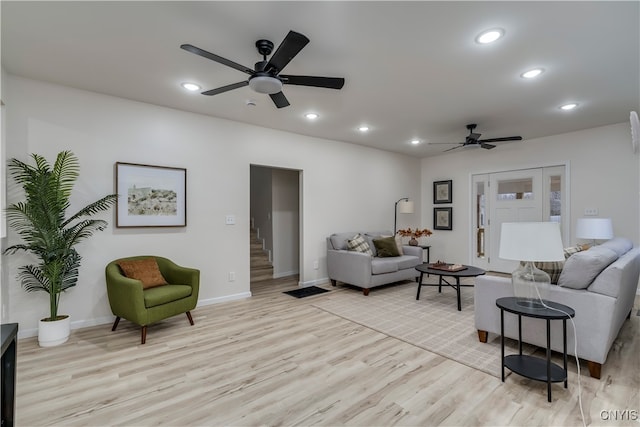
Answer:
[398, 200, 414, 214]
[575, 218, 613, 240]
[499, 222, 564, 262]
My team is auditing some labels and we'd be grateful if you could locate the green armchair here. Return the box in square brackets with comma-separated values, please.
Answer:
[105, 256, 200, 344]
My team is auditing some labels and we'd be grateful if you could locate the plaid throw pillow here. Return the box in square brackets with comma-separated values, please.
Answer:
[533, 261, 564, 284]
[563, 245, 584, 259]
[522, 245, 588, 284]
[347, 234, 373, 256]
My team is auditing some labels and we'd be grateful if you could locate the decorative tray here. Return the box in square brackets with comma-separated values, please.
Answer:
[427, 263, 467, 272]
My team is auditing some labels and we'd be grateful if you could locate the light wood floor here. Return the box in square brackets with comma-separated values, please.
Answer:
[14, 276, 639, 426]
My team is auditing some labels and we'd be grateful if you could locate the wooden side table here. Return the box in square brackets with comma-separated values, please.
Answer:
[496, 297, 574, 402]
[418, 245, 431, 264]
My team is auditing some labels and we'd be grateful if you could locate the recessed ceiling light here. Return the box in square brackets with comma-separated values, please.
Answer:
[560, 103, 578, 111]
[358, 126, 370, 132]
[411, 139, 421, 145]
[305, 113, 319, 120]
[181, 82, 201, 91]
[521, 68, 544, 79]
[475, 28, 505, 44]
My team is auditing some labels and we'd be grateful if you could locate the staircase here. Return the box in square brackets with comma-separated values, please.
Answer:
[250, 227, 273, 282]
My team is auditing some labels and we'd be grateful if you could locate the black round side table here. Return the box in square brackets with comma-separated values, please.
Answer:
[496, 297, 575, 402]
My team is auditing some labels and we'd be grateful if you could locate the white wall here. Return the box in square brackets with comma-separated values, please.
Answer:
[2, 76, 421, 337]
[421, 123, 640, 265]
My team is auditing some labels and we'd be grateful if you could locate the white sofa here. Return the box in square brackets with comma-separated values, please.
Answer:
[327, 231, 422, 295]
[474, 237, 640, 378]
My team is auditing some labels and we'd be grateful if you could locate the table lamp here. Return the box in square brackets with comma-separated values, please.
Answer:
[575, 217, 613, 246]
[394, 198, 414, 234]
[499, 222, 564, 309]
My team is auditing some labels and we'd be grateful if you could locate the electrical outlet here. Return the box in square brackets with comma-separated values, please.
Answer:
[225, 215, 236, 225]
[584, 208, 598, 216]
[313, 260, 319, 270]
[228, 271, 235, 282]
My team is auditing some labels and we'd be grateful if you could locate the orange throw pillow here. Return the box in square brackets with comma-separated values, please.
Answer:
[118, 258, 168, 289]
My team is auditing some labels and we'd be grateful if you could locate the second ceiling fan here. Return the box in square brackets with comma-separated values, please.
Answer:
[436, 124, 523, 152]
[181, 30, 345, 108]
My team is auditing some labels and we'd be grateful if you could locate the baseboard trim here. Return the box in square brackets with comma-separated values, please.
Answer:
[18, 315, 115, 340]
[17, 293, 253, 340]
[197, 292, 252, 307]
[299, 277, 330, 287]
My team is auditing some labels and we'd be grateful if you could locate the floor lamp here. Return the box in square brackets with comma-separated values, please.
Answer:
[394, 198, 414, 234]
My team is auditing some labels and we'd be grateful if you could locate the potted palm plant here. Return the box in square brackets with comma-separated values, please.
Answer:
[4, 151, 117, 347]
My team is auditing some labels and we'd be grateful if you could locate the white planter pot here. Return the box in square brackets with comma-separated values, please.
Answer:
[38, 315, 70, 347]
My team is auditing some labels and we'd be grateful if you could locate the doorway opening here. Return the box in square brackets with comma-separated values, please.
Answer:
[249, 165, 301, 292]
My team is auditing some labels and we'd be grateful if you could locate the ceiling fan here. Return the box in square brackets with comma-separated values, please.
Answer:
[434, 124, 523, 152]
[180, 30, 345, 108]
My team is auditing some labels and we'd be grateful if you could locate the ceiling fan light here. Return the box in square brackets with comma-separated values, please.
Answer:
[249, 76, 283, 94]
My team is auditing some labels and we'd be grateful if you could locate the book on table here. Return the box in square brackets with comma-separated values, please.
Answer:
[427, 263, 467, 272]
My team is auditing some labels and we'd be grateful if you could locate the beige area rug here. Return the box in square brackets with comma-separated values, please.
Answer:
[313, 276, 535, 378]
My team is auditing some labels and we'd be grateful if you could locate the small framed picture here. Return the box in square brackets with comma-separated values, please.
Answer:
[434, 207, 453, 230]
[116, 162, 187, 227]
[433, 180, 452, 204]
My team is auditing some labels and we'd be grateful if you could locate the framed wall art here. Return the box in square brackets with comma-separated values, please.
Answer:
[116, 162, 187, 227]
[433, 180, 452, 204]
[434, 207, 453, 230]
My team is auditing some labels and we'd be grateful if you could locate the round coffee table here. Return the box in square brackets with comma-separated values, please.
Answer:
[414, 264, 486, 311]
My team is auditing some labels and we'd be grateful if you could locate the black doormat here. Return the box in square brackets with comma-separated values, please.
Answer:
[283, 286, 330, 298]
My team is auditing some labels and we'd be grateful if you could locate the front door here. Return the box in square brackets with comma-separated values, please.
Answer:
[489, 168, 544, 273]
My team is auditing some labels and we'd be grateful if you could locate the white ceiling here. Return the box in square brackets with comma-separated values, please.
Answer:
[2, 1, 639, 157]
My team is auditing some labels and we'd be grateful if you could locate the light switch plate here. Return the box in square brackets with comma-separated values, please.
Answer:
[584, 208, 598, 216]
[225, 215, 236, 225]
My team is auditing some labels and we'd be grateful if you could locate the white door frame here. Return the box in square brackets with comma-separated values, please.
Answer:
[469, 162, 570, 272]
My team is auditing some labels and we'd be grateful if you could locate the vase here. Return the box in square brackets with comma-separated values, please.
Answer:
[409, 238, 419, 246]
[38, 315, 70, 347]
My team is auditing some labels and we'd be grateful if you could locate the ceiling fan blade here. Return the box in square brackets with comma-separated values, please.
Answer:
[478, 136, 523, 143]
[201, 81, 249, 96]
[266, 31, 309, 73]
[481, 143, 496, 149]
[181, 44, 254, 75]
[443, 145, 463, 152]
[280, 75, 345, 89]
[269, 91, 290, 108]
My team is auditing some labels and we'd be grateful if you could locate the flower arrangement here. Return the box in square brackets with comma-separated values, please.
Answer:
[396, 227, 433, 239]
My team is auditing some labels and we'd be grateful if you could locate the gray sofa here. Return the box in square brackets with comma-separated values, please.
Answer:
[327, 231, 422, 295]
[474, 237, 640, 378]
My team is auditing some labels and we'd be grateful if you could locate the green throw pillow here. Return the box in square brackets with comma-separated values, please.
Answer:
[373, 236, 400, 257]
